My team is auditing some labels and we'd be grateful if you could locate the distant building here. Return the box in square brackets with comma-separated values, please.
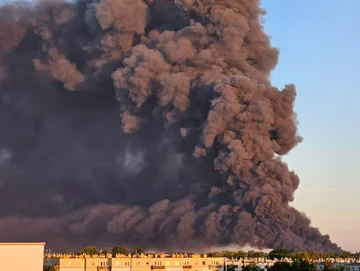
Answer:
[0, 242, 45, 271]
[346, 264, 360, 271]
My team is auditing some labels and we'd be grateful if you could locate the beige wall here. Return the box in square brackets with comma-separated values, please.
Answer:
[59, 258, 85, 271]
[59, 258, 112, 271]
[109, 257, 224, 271]
[58, 256, 225, 271]
[85, 258, 110, 271]
[0, 242, 45, 271]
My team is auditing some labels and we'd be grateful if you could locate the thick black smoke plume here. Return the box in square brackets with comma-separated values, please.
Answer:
[0, 0, 339, 252]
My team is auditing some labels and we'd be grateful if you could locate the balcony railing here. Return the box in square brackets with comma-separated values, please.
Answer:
[183, 265, 192, 269]
[208, 265, 223, 269]
[151, 266, 165, 270]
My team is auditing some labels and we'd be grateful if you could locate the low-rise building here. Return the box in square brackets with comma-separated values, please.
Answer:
[347, 264, 360, 271]
[44, 253, 360, 271]
[46, 253, 225, 271]
[0, 242, 45, 271]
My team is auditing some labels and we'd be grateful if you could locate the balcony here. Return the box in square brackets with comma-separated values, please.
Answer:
[151, 266, 165, 270]
[208, 265, 223, 269]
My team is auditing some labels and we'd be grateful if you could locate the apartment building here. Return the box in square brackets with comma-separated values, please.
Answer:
[347, 264, 360, 271]
[111, 254, 224, 271]
[47, 253, 360, 271]
[225, 257, 293, 271]
[0, 242, 45, 271]
[46, 253, 225, 271]
[57, 257, 110, 271]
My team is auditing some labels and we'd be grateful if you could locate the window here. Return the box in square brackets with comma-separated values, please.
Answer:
[166, 261, 170, 266]
[185, 261, 190, 265]
[116, 261, 119, 266]
[175, 261, 179, 266]
[203, 261, 206, 266]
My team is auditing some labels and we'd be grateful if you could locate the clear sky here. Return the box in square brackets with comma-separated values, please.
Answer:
[261, 0, 360, 252]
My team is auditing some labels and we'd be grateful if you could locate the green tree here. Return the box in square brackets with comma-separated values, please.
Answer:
[306, 250, 320, 260]
[323, 260, 335, 271]
[208, 252, 222, 257]
[247, 250, 265, 258]
[291, 259, 317, 271]
[242, 263, 261, 271]
[227, 264, 236, 271]
[339, 251, 352, 258]
[234, 251, 247, 258]
[323, 252, 336, 259]
[268, 261, 292, 271]
[268, 249, 292, 260]
[81, 246, 99, 256]
[112, 246, 129, 256]
[292, 251, 310, 261]
[222, 251, 235, 259]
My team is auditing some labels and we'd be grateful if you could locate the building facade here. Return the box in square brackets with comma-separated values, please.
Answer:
[0, 242, 45, 271]
[47, 254, 225, 271]
[45, 253, 360, 271]
[346, 264, 360, 271]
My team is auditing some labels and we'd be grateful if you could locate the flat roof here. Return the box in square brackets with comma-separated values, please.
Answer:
[0, 242, 46, 245]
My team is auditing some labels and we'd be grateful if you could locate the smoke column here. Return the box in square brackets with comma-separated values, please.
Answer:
[0, 0, 339, 252]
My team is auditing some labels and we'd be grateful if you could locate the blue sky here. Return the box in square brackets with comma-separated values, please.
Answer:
[261, 0, 360, 252]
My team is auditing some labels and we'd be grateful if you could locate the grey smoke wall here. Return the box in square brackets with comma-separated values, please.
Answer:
[0, 0, 339, 252]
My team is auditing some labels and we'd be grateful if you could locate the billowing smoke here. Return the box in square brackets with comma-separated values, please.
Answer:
[0, 0, 339, 252]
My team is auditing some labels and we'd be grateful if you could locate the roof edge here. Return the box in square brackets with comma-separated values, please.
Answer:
[0, 242, 46, 245]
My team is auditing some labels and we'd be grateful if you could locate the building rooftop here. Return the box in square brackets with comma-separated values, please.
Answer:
[0, 242, 46, 246]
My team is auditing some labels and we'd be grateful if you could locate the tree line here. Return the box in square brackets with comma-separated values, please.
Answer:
[54, 246, 360, 260]
[68, 246, 145, 257]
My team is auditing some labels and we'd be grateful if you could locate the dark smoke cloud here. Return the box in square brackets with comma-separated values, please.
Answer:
[0, 0, 339, 252]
